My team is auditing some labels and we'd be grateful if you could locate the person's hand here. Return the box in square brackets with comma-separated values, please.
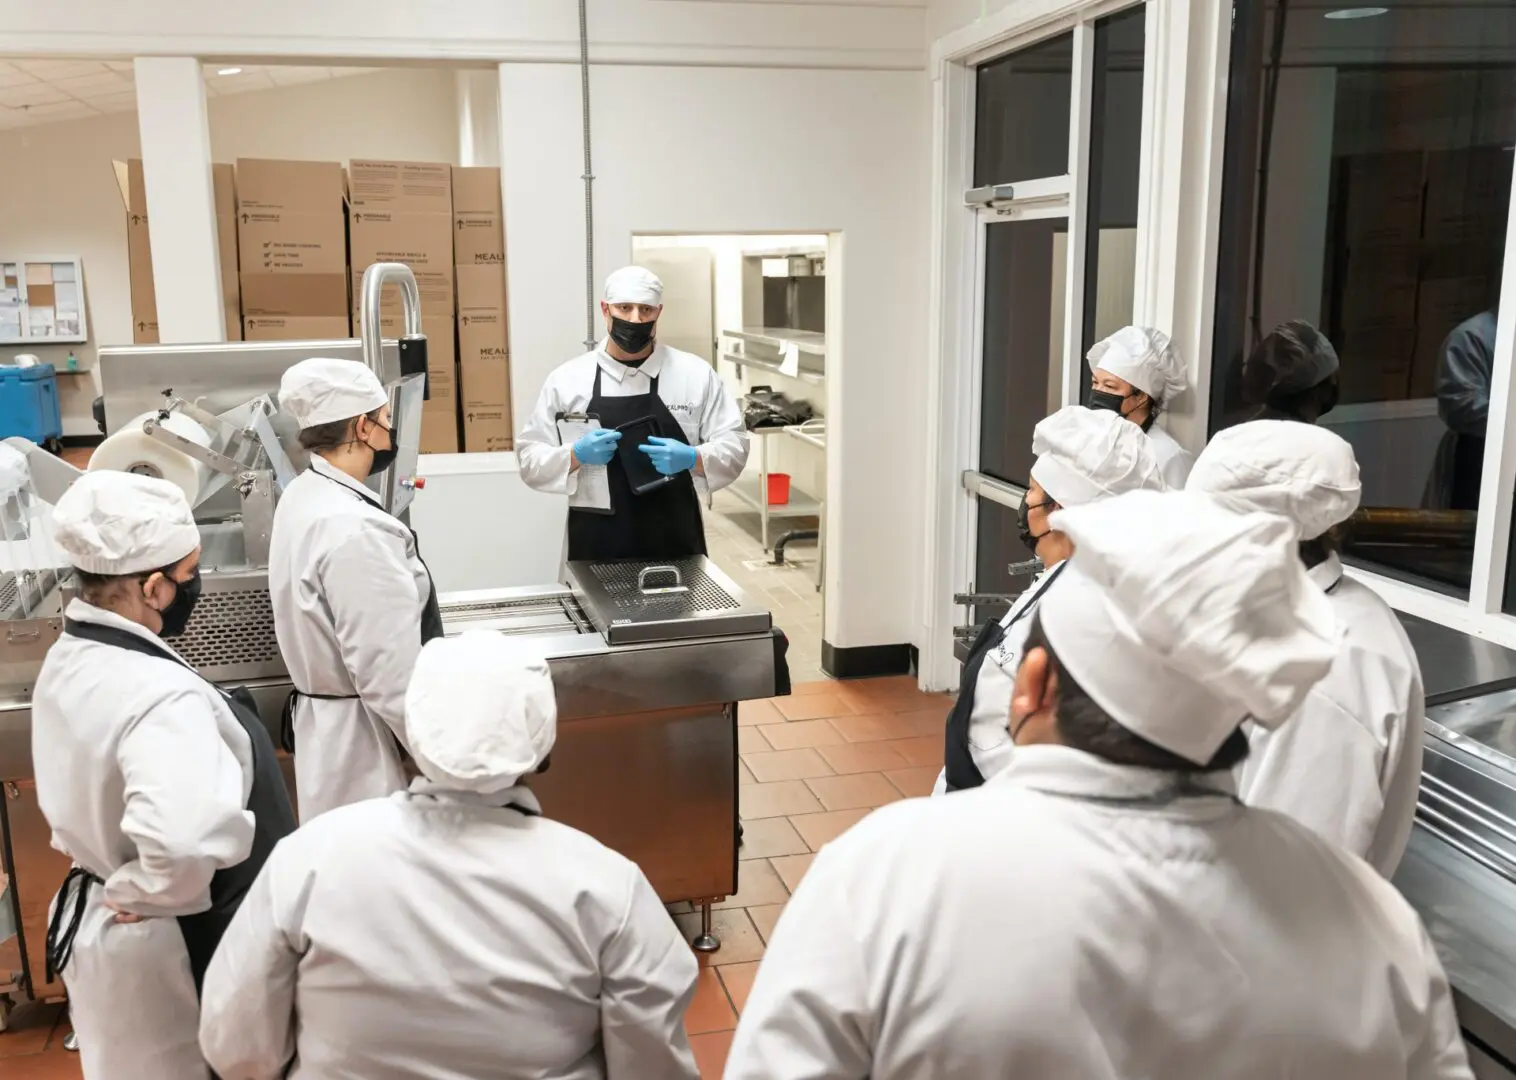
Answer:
[104, 900, 145, 924]
[572, 428, 621, 467]
[639, 436, 699, 476]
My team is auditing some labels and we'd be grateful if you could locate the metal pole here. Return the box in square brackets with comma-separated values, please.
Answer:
[579, 0, 598, 351]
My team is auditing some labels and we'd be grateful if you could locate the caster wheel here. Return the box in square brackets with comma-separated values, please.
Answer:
[64, 1032, 80, 1052]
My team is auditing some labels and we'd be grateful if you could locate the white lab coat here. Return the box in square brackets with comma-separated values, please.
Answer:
[31, 599, 256, 1080]
[1146, 421, 1193, 488]
[930, 565, 1064, 796]
[727, 745, 1471, 1080]
[1239, 554, 1425, 877]
[199, 781, 700, 1080]
[269, 455, 432, 822]
[517, 344, 749, 503]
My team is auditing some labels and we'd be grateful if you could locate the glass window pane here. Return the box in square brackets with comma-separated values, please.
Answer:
[975, 32, 1074, 187]
[1208, 0, 1515, 598]
[1081, 5, 1146, 382]
[978, 218, 1069, 487]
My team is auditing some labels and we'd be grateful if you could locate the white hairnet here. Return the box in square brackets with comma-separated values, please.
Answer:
[1188, 420, 1361, 541]
[604, 266, 664, 308]
[1087, 326, 1188, 404]
[279, 357, 388, 431]
[1030, 406, 1167, 508]
[405, 631, 558, 794]
[1040, 490, 1339, 766]
[53, 470, 199, 576]
[0, 443, 31, 498]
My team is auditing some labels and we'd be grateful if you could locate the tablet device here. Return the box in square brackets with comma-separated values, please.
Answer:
[615, 415, 676, 495]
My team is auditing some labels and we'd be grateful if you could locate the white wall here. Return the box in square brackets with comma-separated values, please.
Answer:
[502, 64, 930, 652]
[0, 68, 457, 435]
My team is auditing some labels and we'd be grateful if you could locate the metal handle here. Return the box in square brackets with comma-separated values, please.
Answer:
[638, 565, 682, 591]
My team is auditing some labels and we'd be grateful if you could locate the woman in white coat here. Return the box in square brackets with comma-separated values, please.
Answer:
[934, 405, 1165, 794]
[32, 471, 294, 1080]
[1189, 420, 1424, 876]
[1087, 324, 1194, 487]
[200, 630, 700, 1080]
[269, 356, 442, 822]
[727, 491, 1471, 1080]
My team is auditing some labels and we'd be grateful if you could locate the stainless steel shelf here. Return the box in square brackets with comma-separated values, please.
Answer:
[728, 476, 822, 519]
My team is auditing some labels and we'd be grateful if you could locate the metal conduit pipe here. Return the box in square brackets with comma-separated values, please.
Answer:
[579, 0, 598, 350]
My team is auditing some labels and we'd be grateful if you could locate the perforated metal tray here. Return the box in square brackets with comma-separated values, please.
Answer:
[565, 556, 772, 645]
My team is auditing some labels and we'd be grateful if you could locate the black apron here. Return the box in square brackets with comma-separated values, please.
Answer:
[566, 364, 708, 562]
[47, 618, 297, 996]
[280, 470, 445, 753]
[942, 563, 1066, 793]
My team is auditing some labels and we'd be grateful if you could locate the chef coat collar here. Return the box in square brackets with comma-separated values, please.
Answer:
[990, 744, 1238, 805]
[596, 342, 666, 384]
[64, 597, 182, 660]
[309, 453, 381, 507]
[1307, 552, 1344, 594]
[406, 777, 544, 815]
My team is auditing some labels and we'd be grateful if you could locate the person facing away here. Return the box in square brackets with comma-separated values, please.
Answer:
[1189, 419, 1425, 876]
[516, 265, 749, 562]
[1232, 318, 1343, 426]
[32, 470, 294, 1080]
[1423, 305, 1498, 511]
[269, 356, 444, 822]
[1086, 324, 1194, 487]
[934, 404, 1165, 795]
[199, 629, 700, 1080]
[726, 490, 1472, 1080]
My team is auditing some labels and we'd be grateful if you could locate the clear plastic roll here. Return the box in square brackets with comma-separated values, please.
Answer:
[89, 411, 212, 507]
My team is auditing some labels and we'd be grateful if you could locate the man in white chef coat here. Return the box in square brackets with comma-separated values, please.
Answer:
[1189, 420, 1424, 876]
[32, 471, 294, 1080]
[727, 491, 1472, 1080]
[270, 356, 444, 822]
[199, 630, 700, 1080]
[518, 266, 749, 561]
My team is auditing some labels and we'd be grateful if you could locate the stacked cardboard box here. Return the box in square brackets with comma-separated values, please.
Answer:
[452, 167, 511, 452]
[115, 159, 241, 344]
[349, 160, 458, 453]
[237, 159, 350, 341]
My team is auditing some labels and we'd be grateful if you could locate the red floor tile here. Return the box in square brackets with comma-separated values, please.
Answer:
[676, 908, 766, 965]
[775, 693, 856, 722]
[717, 961, 762, 1015]
[0, 1002, 65, 1059]
[713, 859, 790, 909]
[815, 740, 911, 774]
[829, 711, 939, 743]
[805, 772, 903, 811]
[747, 902, 786, 944]
[756, 718, 845, 750]
[742, 748, 834, 783]
[684, 967, 739, 1035]
[737, 816, 809, 860]
[739, 781, 823, 820]
[737, 726, 772, 753]
[790, 808, 871, 849]
[738, 700, 786, 727]
[769, 852, 816, 892]
[878, 735, 944, 767]
[885, 766, 941, 798]
[788, 680, 840, 697]
[0, 1054, 84, 1080]
[690, 1029, 736, 1080]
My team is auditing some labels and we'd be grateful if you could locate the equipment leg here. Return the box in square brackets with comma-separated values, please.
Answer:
[64, 1031, 79, 1052]
[692, 901, 721, 953]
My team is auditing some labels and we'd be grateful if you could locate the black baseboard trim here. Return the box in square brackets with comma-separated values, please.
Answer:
[821, 641, 917, 680]
[61, 434, 104, 449]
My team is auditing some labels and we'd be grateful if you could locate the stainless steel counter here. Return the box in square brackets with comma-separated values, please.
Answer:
[1401, 614, 1516, 707]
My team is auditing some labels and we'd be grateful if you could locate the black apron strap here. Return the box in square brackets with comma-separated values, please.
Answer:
[45, 865, 101, 982]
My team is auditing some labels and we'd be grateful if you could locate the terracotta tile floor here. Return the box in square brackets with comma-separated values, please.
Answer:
[0, 675, 950, 1080]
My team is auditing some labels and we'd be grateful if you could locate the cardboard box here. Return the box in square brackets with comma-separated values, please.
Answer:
[242, 315, 352, 341]
[1341, 152, 1425, 247]
[456, 263, 508, 341]
[1335, 328, 1415, 405]
[349, 160, 455, 324]
[115, 159, 241, 343]
[451, 167, 505, 266]
[1338, 266, 1418, 331]
[242, 273, 350, 318]
[349, 160, 454, 214]
[235, 159, 347, 275]
[1425, 148, 1513, 243]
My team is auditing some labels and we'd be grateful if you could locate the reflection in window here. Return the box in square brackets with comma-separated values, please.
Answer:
[978, 219, 1068, 488]
[974, 32, 1074, 187]
[1210, 0, 1514, 597]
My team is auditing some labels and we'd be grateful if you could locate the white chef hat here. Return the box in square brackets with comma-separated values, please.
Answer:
[604, 266, 664, 308]
[1039, 490, 1339, 765]
[52, 470, 199, 576]
[1030, 405, 1167, 507]
[1087, 326, 1188, 404]
[0, 443, 31, 498]
[278, 357, 388, 431]
[405, 630, 558, 794]
[1187, 420, 1362, 541]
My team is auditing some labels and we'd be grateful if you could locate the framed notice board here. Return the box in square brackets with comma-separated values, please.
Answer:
[0, 256, 88, 345]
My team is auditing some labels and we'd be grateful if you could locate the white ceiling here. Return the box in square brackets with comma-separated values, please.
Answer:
[0, 61, 376, 130]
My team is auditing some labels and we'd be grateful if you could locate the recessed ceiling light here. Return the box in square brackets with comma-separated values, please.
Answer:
[1324, 7, 1388, 18]
[216, 67, 243, 76]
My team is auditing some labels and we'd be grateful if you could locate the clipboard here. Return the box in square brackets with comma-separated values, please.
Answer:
[555, 412, 613, 514]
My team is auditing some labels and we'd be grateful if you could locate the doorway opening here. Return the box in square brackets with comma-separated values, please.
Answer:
[632, 233, 830, 684]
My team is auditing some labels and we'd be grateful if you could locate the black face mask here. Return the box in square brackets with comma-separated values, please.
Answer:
[154, 568, 203, 639]
[1088, 388, 1132, 415]
[1316, 380, 1340, 419]
[366, 422, 398, 477]
[609, 316, 657, 356]
[1016, 498, 1051, 556]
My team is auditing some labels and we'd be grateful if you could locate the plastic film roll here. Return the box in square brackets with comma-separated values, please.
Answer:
[89, 411, 212, 507]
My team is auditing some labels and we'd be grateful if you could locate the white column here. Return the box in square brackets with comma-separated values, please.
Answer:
[457, 69, 501, 168]
[133, 57, 225, 343]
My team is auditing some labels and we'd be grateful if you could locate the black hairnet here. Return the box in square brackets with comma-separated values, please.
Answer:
[1241, 320, 1340, 404]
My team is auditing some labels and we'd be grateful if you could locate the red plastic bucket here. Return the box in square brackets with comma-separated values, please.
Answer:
[767, 473, 791, 505]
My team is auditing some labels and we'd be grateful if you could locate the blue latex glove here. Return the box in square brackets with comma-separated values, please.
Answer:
[573, 427, 622, 466]
[639, 435, 699, 476]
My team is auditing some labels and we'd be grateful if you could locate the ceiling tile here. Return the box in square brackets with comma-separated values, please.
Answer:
[53, 71, 132, 97]
[267, 66, 331, 86]
[106, 61, 135, 74]
[85, 90, 137, 113]
[0, 106, 25, 130]
[13, 59, 109, 80]
[0, 83, 70, 108]
[16, 100, 98, 121]
[0, 67, 39, 90]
